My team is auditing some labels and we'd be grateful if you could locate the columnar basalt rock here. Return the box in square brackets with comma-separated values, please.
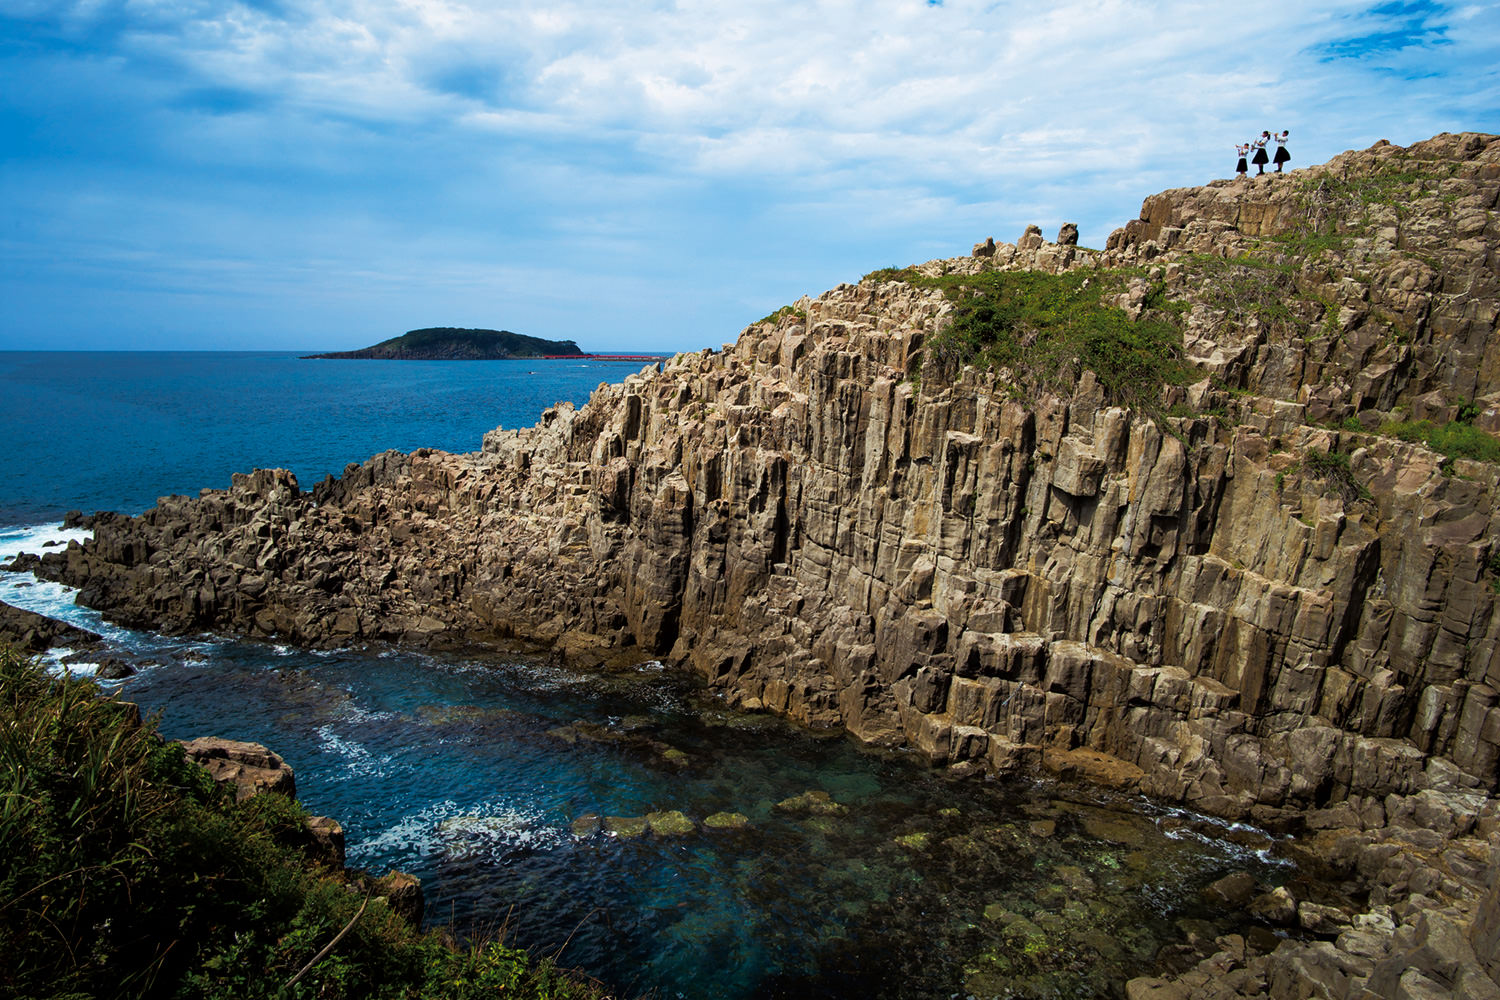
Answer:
[17, 133, 1500, 995]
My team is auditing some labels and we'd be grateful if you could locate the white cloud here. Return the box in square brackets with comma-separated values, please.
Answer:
[3, 0, 1497, 349]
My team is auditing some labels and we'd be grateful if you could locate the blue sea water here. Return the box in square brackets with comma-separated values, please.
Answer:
[0, 350, 647, 527]
[0, 352, 1295, 999]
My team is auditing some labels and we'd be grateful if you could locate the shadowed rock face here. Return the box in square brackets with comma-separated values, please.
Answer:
[20, 130, 1500, 1000]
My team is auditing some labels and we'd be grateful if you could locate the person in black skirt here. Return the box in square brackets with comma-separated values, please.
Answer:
[1273, 130, 1290, 172]
[1251, 132, 1271, 174]
[1235, 141, 1250, 178]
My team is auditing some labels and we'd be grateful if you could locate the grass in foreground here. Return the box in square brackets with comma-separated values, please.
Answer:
[0, 645, 614, 1000]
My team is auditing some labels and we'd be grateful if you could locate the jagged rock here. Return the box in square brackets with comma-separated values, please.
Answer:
[20, 131, 1500, 1000]
[179, 736, 296, 802]
[373, 870, 424, 926]
[305, 815, 345, 867]
[0, 598, 102, 652]
[1057, 222, 1079, 246]
[95, 657, 135, 680]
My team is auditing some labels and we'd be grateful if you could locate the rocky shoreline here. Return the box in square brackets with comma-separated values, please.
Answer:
[7, 132, 1500, 998]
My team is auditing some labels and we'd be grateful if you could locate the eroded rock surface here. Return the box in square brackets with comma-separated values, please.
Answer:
[18, 132, 1500, 998]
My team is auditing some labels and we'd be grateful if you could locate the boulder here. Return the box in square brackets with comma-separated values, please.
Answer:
[178, 737, 296, 801]
[374, 870, 424, 926]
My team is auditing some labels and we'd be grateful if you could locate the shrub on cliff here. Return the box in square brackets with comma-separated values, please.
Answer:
[866, 267, 1189, 409]
[0, 645, 613, 1000]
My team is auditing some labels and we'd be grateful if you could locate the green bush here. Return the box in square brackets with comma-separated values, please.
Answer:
[869, 268, 1189, 410]
[1379, 420, 1500, 463]
[0, 646, 613, 1000]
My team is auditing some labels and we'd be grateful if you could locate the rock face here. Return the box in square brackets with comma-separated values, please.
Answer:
[179, 736, 297, 802]
[21, 132, 1500, 994]
[0, 598, 101, 652]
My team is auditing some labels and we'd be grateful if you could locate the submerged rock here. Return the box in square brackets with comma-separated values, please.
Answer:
[570, 813, 602, 838]
[645, 810, 695, 836]
[775, 789, 849, 816]
[603, 815, 648, 839]
[702, 811, 749, 831]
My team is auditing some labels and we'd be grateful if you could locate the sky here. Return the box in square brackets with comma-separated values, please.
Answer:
[1, 1, 1497, 353]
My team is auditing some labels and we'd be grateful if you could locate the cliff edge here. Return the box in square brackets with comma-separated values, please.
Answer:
[17, 131, 1500, 1000]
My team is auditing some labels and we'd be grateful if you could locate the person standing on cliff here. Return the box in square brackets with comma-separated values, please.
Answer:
[1273, 130, 1291, 173]
[1235, 141, 1250, 179]
[1251, 132, 1271, 175]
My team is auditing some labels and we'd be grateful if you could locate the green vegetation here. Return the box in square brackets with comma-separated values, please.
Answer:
[305, 328, 584, 361]
[1301, 448, 1372, 505]
[1379, 419, 1500, 463]
[752, 304, 807, 327]
[0, 646, 613, 1000]
[862, 267, 1190, 410]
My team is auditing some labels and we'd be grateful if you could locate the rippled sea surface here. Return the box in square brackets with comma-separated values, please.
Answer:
[0, 350, 653, 526]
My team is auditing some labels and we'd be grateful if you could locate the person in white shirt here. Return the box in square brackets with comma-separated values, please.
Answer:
[1273, 130, 1291, 173]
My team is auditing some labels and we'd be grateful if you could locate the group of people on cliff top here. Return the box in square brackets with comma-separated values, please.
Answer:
[1235, 130, 1290, 177]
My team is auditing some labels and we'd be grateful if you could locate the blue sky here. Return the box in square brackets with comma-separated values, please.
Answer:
[1, 1, 1496, 353]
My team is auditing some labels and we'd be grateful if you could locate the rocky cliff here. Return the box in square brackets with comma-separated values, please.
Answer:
[16, 131, 1500, 999]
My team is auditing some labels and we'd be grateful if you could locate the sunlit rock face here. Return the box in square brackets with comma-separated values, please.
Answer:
[23, 128, 1500, 1000]
[31, 134, 1500, 820]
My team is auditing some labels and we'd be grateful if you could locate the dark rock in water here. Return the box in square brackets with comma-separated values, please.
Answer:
[570, 813, 602, 838]
[0, 599, 103, 653]
[179, 736, 297, 802]
[1204, 871, 1259, 907]
[95, 657, 136, 680]
[62, 510, 85, 529]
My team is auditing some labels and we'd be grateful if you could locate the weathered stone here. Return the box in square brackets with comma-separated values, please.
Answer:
[702, 811, 749, 830]
[179, 736, 296, 802]
[374, 870, 424, 926]
[304, 815, 345, 868]
[1205, 872, 1259, 907]
[1249, 886, 1297, 925]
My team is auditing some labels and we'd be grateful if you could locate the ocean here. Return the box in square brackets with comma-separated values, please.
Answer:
[0, 350, 649, 527]
[0, 350, 1288, 999]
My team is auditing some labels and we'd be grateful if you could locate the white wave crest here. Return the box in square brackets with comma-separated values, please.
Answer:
[315, 725, 393, 779]
[351, 798, 565, 865]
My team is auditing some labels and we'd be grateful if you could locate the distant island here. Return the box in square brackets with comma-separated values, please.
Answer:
[303, 327, 585, 360]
